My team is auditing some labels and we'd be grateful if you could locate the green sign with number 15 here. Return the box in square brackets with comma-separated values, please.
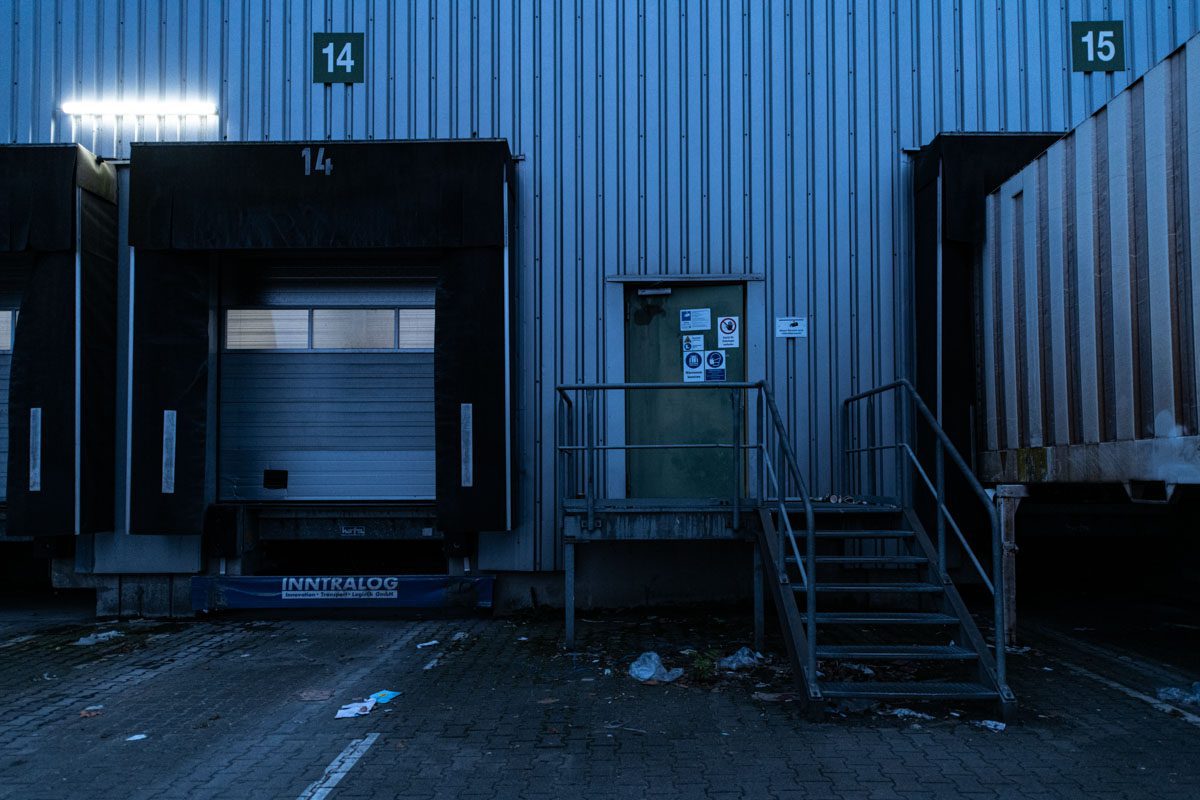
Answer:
[313, 33, 365, 84]
[1071, 21, 1125, 72]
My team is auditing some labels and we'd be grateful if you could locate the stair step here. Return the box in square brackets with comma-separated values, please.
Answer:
[816, 644, 977, 661]
[812, 529, 914, 539]
[797, 555, 927, 566]
[821, 681, 998, 700]
[806, 503, 903, 514]
[797, 582, 943, 594]
[813, 612, 959, 625]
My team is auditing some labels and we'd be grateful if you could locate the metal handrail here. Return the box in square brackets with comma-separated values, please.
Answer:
[840, 377, 1006, 687]
[555, 380, 819, 685]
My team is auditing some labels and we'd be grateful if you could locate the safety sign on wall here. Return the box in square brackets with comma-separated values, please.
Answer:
[680, 308, 711, 331]
[776, 316, 808, 338]
[717, 316, 739, 348]
[681, 334, 705, 352]
[683, 350, 705, 383]
[704, 350, 727, 382]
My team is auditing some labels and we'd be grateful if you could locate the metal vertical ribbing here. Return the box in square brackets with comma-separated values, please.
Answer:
[936, 439, 946, 578]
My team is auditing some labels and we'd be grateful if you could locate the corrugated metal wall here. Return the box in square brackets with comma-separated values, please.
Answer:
[981, 31, 1200, 462]
[2, 2, 1198, 569]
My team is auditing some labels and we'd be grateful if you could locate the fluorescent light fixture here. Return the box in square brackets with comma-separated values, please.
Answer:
[60, 99, 217, 116]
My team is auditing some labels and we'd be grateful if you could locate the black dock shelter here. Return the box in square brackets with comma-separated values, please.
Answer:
[126, 140, 517, 547]
[2, 144, 118, 537]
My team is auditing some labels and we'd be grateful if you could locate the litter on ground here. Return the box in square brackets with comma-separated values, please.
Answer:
[717, 647, 762, 671]
[629, 652, 683, 683]
[1156, 682, 1200, 706]
[974, 719, 1007, 732]
[416, 640, 439, 649]
[73, 631, 125, 646]
[125, 734, 148, 741]
[423, 657, 440, 671]
[335, 698, 377, 719]
[884, 707, 934, 721]
[369, 690, 400, 704]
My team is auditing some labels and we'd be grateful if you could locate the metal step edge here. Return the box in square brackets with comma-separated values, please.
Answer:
[810, 530, 914, 538]
[815, 645, 978, 661]
[812, 612, 959, 625]
[820, 681, 998, 700]
[795, 556, 927, 565]
[797, 583, 944, 593]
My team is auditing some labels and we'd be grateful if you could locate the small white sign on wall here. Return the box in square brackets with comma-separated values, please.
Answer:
[775, 316, 809, 338]
[704, 349, 727, 382]
[717, 316, 739, 348]
[682, 350, 705, 383]
[681, 334, 705, 352]
[679, 308, 711, 331]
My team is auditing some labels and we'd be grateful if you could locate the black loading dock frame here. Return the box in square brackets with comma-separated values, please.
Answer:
[1, 145, 118, 541]
[127, 140, 517, 574]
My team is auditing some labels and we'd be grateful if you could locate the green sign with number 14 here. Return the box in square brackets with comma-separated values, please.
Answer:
[1071, 21, 1125, 72]
[313, 33, 365, 84]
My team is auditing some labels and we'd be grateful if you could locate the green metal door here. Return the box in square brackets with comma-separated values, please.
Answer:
[625, 284, 746, 498]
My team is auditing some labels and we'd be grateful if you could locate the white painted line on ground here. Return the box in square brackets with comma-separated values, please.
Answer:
[297, 732, 380, 800]
[1055, 660, 1200, 729]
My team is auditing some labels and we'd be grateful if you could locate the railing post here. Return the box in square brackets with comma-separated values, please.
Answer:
[585, 390, 596, 531]
[756, 390, 765, 507]
[893, 391, 904, 505]
[936, 439, 946, 579]
[992, 505, 1007, 688]
[806, 505, 817, 684]
[839, 399, 848, 496]
[731, 388, 741, 531]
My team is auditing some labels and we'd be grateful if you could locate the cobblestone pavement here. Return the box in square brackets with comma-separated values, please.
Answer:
[0, 601, 1198, 799]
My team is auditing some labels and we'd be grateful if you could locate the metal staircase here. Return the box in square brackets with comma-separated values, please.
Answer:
[758, 379, 1014, 717]
[555, 378, 1013, 718]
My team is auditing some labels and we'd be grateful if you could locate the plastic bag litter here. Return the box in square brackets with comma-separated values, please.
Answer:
[717, 647, 763, 671]
[416, 640, 439, 649]
[335, 698, 377, 718]
[369, 690, 400, 704]
[1156, 682, 1200, 706]
[885, 707, 934, 720]
[629, 652, 683, 683]
[974, 719, 1006, 732]
[125, 734, 148, 741]
[73, 631, 124, 646]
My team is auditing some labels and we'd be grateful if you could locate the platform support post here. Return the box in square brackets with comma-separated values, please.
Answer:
[995, 485, 1027, 646]
[564, 541, 576, 649]
[753, 543, 764, 652]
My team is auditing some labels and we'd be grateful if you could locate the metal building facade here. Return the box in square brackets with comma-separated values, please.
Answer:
[2, 2, 1198, 572]
[979, 31, 1200, 486]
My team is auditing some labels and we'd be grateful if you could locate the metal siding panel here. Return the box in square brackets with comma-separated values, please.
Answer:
[982, 194, 999, 451]
[1045, 146, 1071, 446]
[1189, 39, 1200, 433]
[1073, 116, 1101, 445]
[0, 352, 9, 499]
[1104, 90, 1135, 442]
[999, 183, 1021, 451]
[1142, 59, 1179, 436]
[7, 2, 1200, 569]
[1022, 161, 1044, 447]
